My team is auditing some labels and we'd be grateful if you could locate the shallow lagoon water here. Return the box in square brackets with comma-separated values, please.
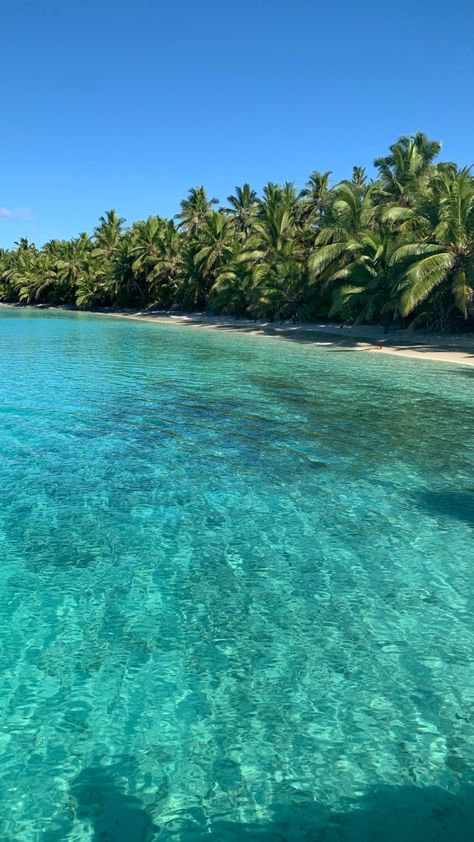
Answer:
[0, 310, 473, 841]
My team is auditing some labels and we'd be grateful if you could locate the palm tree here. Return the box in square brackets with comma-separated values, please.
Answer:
[176, 187, 218, 237]
[15, 237, 36, 253]
[16, 252, 60, 304]
[130, 216, 166, 280]
[173, 241, 208, 310]
[55, 234, 92, 302]
[351, 166, 368, 190]
[299, 170, 332, 227]
[131, 218, 185, 307]
[75, 260, 108, 308]
[326, 229, 407, 330]
[194, 212, 235, 279]
[240, 196, 308, 319]
[374, 132, 442, 206]
[396, 168, 474, 326]
[260, 182, 299, 219]
[308, 179, 376, 284]
[209, 257, 255, 315]
[0, 241, 37, 300]
[1, 133, 473, 331]
[93, 210, 126, 262]
[88, 210, 128, 304]
[110, 236, 144, 305]
[146, 221, 185, 306]
[224, 184, 258, 236]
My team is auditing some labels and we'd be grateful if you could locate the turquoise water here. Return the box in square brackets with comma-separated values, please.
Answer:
[0, 310, 473, 841]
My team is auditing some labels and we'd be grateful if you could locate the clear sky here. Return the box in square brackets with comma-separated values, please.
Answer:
[1, 0, 473, 248]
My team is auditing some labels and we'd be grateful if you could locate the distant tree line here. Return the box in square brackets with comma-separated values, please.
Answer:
[1, 133, 473, 332]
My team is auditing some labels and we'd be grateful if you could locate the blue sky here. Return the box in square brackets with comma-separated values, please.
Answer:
[1, 0, 473, 248]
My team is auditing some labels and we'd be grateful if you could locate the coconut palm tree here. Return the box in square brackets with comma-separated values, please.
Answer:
[326, 229, 407, 329]
[374, 132, 442, 206]
[145, 221, 185, 306]
[239, 196, 308, 319]
[93, 210, 126, 262]
[130, 216, 166, 280]
[15, 252, 61, 303]
[299, 170, 332, 227]
[0, 133, 473, 331]
[0, 241, 37, 299]
[224, 184, 258, 236]
[308, 179, 376, 284]
[55, 234, 92, 302]
[173, 241, 209, 310]
[176, 187, 218, 237]
[260, 182, 299, 219]
[396, 168, 474, 326]
[209, 257, 255, 315]
[75, 261, 108, 308]
[194, 212, 235, 280]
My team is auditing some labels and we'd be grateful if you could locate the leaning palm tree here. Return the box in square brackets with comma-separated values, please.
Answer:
[396, 168, 474, 325]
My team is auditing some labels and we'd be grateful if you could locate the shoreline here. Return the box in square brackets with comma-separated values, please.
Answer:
[2, 303, 474, 366]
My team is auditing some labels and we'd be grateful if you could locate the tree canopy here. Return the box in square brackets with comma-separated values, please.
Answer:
[1, 133, 473, 331]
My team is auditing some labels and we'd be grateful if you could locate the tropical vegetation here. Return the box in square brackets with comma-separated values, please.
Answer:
[1, 133, 473, 331]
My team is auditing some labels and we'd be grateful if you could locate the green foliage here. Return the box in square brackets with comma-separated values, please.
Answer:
[1, 134, 473, 331]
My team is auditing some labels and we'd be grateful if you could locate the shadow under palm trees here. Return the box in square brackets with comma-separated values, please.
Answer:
[68, 765, 159, 841]
[56, 764, 474, 841]
[176, 781, 474, 841]
[135, 313, 474, 362]
[419, 489, 474, 528]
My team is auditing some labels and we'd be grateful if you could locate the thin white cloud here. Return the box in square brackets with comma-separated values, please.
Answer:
[0, 207, 33, 220]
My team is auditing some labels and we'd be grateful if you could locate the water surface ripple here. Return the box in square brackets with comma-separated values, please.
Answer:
[0, 310, 473, 840]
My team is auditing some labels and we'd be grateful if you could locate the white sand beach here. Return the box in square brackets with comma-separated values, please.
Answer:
[2, 304, 474, 366]
[102, 310, 474, 367]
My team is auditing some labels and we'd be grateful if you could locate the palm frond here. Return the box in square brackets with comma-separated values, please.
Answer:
[401, 252, 455, 314]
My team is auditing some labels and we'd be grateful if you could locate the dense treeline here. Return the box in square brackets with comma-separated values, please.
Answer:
[1, 133, 473, 331]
